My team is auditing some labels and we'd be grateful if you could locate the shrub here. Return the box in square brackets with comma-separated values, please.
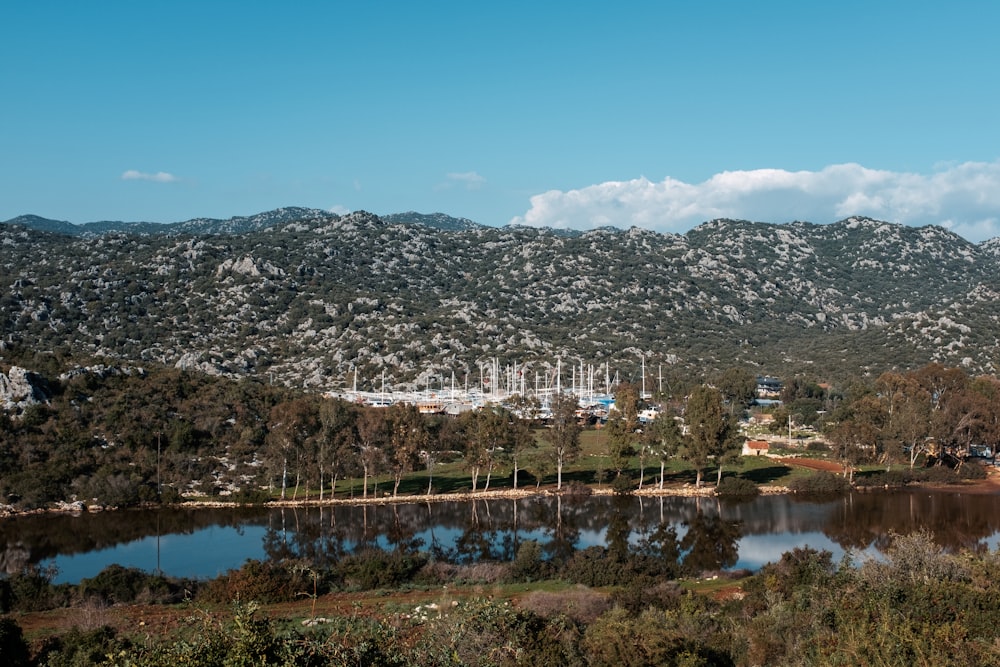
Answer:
[229, 487, 273, 505]
[78, 564, 178, 605]
[581, 606, 732, 667]
[336, 549, 428, 590]
[417, 561, 508, 585]
[199, 559, 316, 604]
[854, 469, 914, 488]
[788, 471, 850, 496]
[612, 577, 683, 615]
[562, 547, 640, 587]
[958, 461, 988, 480]
[917, 466, 962, 484]
[610, 475, 635, 496]
[520, 586, 611, 624]
[0, 618, 30, 667]
[561, 480, 593, 497]
[34, 626, 123, 667]
[5, 565, 67, 612]
[715, 476, 760, 498]
[508, 540, 550, 582]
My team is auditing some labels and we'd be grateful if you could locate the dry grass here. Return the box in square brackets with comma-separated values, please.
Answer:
[518, 585, 612, 624]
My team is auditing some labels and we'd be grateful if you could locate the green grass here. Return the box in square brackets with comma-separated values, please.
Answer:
[218, 427, 826, 504]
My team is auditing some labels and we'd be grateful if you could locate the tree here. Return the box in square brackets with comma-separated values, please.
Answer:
[385, 403, 427, 497]
[716, 366, 757, 416]
[463, 407, 515, 492]
[510, 415, 537, 490]
[265, 398, 320, 500]
[875, 372, 932, 468]
[644, 411, 684, 489]
[355, 408, 388, 498]
[682, 385, 738, 487]
[549, 393, 582, 490]
[828, 417, 879, 482]
[317, 398, 357, 500]
[605, 382, 640, 479]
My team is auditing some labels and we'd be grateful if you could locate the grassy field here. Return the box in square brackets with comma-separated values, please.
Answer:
[254, 427, 825, 502]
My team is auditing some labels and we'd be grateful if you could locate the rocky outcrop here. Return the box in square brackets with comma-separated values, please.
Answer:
[0, 366, 50, 410]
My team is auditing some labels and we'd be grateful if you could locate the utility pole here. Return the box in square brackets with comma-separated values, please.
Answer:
[156, 431, 161, 497]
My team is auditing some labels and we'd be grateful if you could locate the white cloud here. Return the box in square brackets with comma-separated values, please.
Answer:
[510, 162, 1000, 242]
[438, 171, 486, 191]
[327, 205, 351, 215]
[121, 169, 178, 183]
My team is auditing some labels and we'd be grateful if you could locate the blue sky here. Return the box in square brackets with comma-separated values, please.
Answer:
[4, 2, 1000, 240]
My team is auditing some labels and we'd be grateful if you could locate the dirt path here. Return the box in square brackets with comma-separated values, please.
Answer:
[774, 457, 843, 473]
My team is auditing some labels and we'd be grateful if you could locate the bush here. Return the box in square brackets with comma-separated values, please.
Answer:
[34, 626, 123, 667]
[916, 466, 962, 484]
[610, 475, 635, 496]
[508, 540, 549, 582]
[78, 564, 180, 605]
[560, 480, 593, 497]
[4, 565, 67, 612]
[521, 586, 612, 624]
[229, 487, 273, 505]
[336, 549, 428, 590]
[958, 461, 988, 480]
[854, 469, 914, 488]
[562, 547, 641, 587]
[199, 559, 317, 604]
[417, 561, 508, 585]
[0, 618, 30, 667]
[715, 476, 760, 498]
[788, 471, 850, 496]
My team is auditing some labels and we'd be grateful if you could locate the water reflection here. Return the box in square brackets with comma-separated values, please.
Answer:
[2, 489, 997, 583]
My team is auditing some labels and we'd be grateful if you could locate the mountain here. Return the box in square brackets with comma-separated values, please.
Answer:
[2, 209, 998, 390]
[380, 211, 483, 231]
[1, 207, 329, 237]
[3, 214, 81, 235]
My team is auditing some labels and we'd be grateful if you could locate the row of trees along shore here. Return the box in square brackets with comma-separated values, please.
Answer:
[1, 351, 998, 508]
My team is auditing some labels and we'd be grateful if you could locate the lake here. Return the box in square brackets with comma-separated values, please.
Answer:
[3, 489, 1000, 584]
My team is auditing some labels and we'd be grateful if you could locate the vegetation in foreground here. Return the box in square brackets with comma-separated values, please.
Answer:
[3, 531, 1000, 666]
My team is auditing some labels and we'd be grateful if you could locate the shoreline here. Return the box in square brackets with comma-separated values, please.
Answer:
[5, 457, 1000, 518]
[7, 473, 1000, 518]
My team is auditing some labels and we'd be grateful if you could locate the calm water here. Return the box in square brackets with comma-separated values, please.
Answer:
[2, 490, 999, 584]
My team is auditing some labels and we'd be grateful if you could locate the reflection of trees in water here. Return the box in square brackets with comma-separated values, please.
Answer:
[385, 504, 424, 553]
[544, 495, 582, 564]
[454, 500, 498, 563]
[606, 496, 633, 560]
[679, 508, 742, 575]
[821, 492, 1000, 553]
[2, 506, 268, 569]
[24, 492, 1000, 580]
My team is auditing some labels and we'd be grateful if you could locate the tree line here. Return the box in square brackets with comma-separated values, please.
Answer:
[0, 344, 752, 508]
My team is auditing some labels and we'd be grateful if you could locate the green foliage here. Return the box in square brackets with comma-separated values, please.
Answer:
[17, 527, 1000, 667]
[581, 605, 734, 667]
[335, 548, 428, 590]
[508, 540, 550, 583]
[787, 470, 851, 496]
[414, 597, 572, 667]
[79, 564, 178, 605]
[34, 626, 123, 667]
[610, 474, 635, 495]
[200, 559, 317, 604]
[0, 617, 30, 667]
[714, 476, 760, 498]
[2, 565, 67, 612]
